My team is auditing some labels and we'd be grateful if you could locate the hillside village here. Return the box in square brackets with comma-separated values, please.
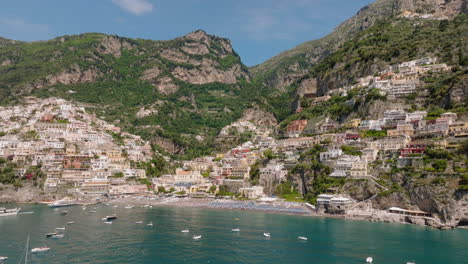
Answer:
[0, 55, 467, 228]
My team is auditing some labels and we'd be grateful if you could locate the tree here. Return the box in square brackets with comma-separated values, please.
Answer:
[432, 160, 447, 172]
[263, 149, 276, 160]
[157, 186, 166, 193]
[209, 185, 217, 194]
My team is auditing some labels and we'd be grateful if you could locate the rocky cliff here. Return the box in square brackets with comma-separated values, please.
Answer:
[251, 0, 466, 92]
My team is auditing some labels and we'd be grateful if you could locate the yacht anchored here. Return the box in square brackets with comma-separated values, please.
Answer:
[231, 228, 240, 232]
[31, 247, 50, 253]
[298, 236, 308, 241]
[48, 198, 77, 208]
[263, 233, 270, 238]
[192, 235, 202, 240]
[0, 207, 20, 216]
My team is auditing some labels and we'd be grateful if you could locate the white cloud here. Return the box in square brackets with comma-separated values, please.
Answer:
[112, 0, 154, 15]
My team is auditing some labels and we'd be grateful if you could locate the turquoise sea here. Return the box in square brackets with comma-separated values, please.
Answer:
[0, 203, 467, 264]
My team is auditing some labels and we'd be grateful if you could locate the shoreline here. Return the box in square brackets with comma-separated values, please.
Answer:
[2, 196, 457, 230]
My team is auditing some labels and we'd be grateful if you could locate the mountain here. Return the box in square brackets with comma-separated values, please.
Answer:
[0, 30, 269, 159]
[0, 0, 466, 160]
[251, 0, 466, 91]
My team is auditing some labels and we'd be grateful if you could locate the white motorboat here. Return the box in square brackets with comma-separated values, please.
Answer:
[181, 229, 190, 233]
[263, 233, 271, 238]
[48, 198, 77, 208]
[31, 247, 50, 253]
[89, 210, 96, 213]
[0, 207, 20, 216]
[135, 221, 143, 224]
[124, 205, 134, 209]
[192, 235, 202, 240]
[406, 262, 416, 264]
[147, 222, 153, 226]
[366, 257, 373, 263]
[67, 221, 75, 225]
[113, 205, 118, 208]
[52, 234, 64, 238]
[298, 236, 308, 241]
[104, 221, 113, 224]
[55, 227, 65, 230]
[0, 256, 8, 261]
[231, 228, 240, 232]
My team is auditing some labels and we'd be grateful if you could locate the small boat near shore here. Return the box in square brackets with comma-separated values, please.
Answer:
[104, 221, 113, 224]
[55, 227, 65, 230]
[298, 236, 308, 241]
[263, 233, 271, 238]
[60, 210, 68, 215]
[0, 256, 8, 261]
[52, 234, 64, 238]
[181, 229, 189, 233]
[46, 233, 57, 237]
[192, 235, 202, 240]
[31, 247, 50, 253]
[366, 257, 373, 263]
[0, 207, 21, 216]
[124, 205, 134, 209]
[67, 221, 75, 225]
[135, 221, 143, 224]
[147, 222, 153, 226]
[106, 215, 117, 220]
[232, 228, 240, 232]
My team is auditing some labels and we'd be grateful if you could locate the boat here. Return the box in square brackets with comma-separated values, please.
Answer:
[0, 207, 21, 216]
[231, 228, 240, 232]
[55, 227, 66, 230]
[89, 210, 96, 213]
[124, 205, 134, 209]
[60, 210, 68, 215]
[106, 215, 117, 220]
[147, 222, 153, 226]
[0, 256, 8, 261]
[366, 257, 373, 263]
[67, 221, 75, 225]
[46, 232, 57, 237]
[135, 221, 143, 224]
[192, 235, 202, 240]
[406, 262, 416, 264]
[104, 221, 113, 224]
[52, 234, 64, 238]
[181, 229, 190, 233]
[48, 198, 77, 208]
[113, 205, 118, 208]
[298, 236, 308, 241]
[263, 233, 271, 238]
[31, 247, 50, 253]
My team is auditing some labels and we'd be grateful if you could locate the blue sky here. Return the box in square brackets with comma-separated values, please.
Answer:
[0, 0, 374, 66]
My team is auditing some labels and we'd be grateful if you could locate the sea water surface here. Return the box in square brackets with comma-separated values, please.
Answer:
[0, 203, 467, 264]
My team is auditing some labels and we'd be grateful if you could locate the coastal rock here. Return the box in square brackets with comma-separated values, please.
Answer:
[171, 64, 245, 85]
[97, 36, 132, 58]
[26, 64, 101, 91]
[140, 67, 163, 81]
[219, 107, 277, 136]
[154, 76, 178, 95]
[0, 59, 12, 66]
